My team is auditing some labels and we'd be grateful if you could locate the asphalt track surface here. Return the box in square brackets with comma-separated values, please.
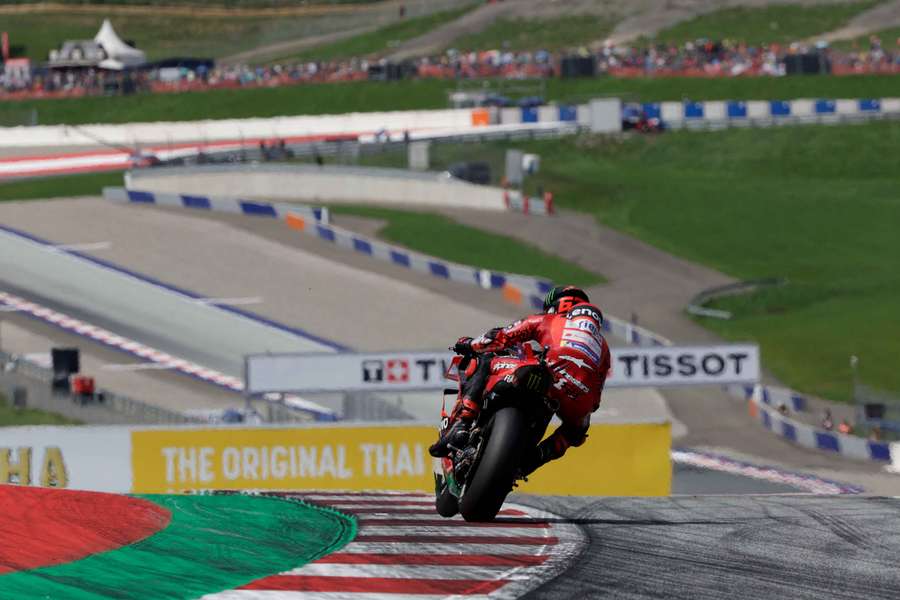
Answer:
[0, 197, 509, 354]
[515, 494, 900, 600]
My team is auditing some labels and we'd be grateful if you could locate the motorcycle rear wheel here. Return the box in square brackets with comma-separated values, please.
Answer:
[459, 407, 528, 522]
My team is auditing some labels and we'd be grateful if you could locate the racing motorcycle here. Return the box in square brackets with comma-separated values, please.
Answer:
[433, 343, 556, 522]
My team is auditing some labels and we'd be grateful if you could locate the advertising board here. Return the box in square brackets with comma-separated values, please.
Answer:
[131, 424, 436, 493]
[0, 426, 130, 492]
[3, 420, 671, 496]
[246, 344, 760, 393]
[520, 422, 671, 496]
[130, 421, 670, 496]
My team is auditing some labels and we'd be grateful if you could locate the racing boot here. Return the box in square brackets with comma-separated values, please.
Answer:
[428, 397, 480, 457]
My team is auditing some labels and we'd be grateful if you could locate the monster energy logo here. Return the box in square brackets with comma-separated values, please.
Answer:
[525, 372, 543, 392]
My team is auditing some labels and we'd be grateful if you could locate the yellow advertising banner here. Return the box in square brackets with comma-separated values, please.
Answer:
[131, 422, 671, 496]
[132, 424, 437, 493]
[518, 422, 672, 496]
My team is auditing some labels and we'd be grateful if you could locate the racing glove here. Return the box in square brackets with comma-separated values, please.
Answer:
[453, 336, 475, 355]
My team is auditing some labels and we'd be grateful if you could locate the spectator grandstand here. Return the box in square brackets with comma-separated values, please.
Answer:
[2, 35, 899, 101]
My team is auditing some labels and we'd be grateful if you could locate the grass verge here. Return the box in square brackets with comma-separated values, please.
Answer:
[650, 1, 882, 45]
[450, 15, 615, 52]
[0, 172, 124, 202]
[6, 73, 899, 126]
[286, 5, 475, 62]
[499, 121, 900, 401]
[0, 393, 82, 426]
[330, 204, 603, 287]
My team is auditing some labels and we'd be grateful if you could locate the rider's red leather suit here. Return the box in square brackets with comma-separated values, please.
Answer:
[470, 302, 611, 462]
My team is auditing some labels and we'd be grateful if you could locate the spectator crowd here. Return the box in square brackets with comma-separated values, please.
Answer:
[2, 33, 898, 101]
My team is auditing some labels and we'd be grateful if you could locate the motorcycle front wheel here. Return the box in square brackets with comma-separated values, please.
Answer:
[459, 406, 528, 522]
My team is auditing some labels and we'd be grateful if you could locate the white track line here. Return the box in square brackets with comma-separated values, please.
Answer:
[359, 526, 549, 537]
[284, 564, 526, 580]
[672, 449, 861, 494]
[323, 503, 435, 510]
[334, 542, 555, 555]
[101, 362, 177, 371]
[299, 495, 432, 503]
[50, 241, 112, 252]
[207, 593, 490, 600]
[193, 296, 264, 306]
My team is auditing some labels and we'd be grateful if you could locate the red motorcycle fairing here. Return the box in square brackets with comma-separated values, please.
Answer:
[440, 348, 542, 432]
[484, 356, 535, 398]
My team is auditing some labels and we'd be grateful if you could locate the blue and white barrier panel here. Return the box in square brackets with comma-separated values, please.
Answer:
[727, 384, 892, 463]
[104, 187, 328, 225]
[650, 96, 900, 128]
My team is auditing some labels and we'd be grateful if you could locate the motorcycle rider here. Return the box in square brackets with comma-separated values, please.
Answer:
[429, 285, 611, 478]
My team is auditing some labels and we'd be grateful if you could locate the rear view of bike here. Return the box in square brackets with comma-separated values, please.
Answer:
[434, 349, 553, 522]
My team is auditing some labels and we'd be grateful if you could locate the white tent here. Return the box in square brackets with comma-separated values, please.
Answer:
[94, 19, 146, 69]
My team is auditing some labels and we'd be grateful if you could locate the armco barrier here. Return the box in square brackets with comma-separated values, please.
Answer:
[0, 420, 671, 496]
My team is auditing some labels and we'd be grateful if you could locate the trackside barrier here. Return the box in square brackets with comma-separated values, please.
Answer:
[1, 350, 203, 426]
[503, 190, 555, 216]
[610, 310, 882, 464]
[724, 383, 892, 463]
[104, 186, 328, 225]
[890, 444, 900, 474]
[0, 421, 671, 496]
[652, 96, 900, 130]
[0, 105, 588, 149]
[125, 163, 512, 212]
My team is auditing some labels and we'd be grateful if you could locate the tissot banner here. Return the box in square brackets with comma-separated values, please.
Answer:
[245, 344, 759, 393]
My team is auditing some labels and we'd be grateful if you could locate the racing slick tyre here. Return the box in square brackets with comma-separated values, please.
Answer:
[459, 407, 528, 522]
